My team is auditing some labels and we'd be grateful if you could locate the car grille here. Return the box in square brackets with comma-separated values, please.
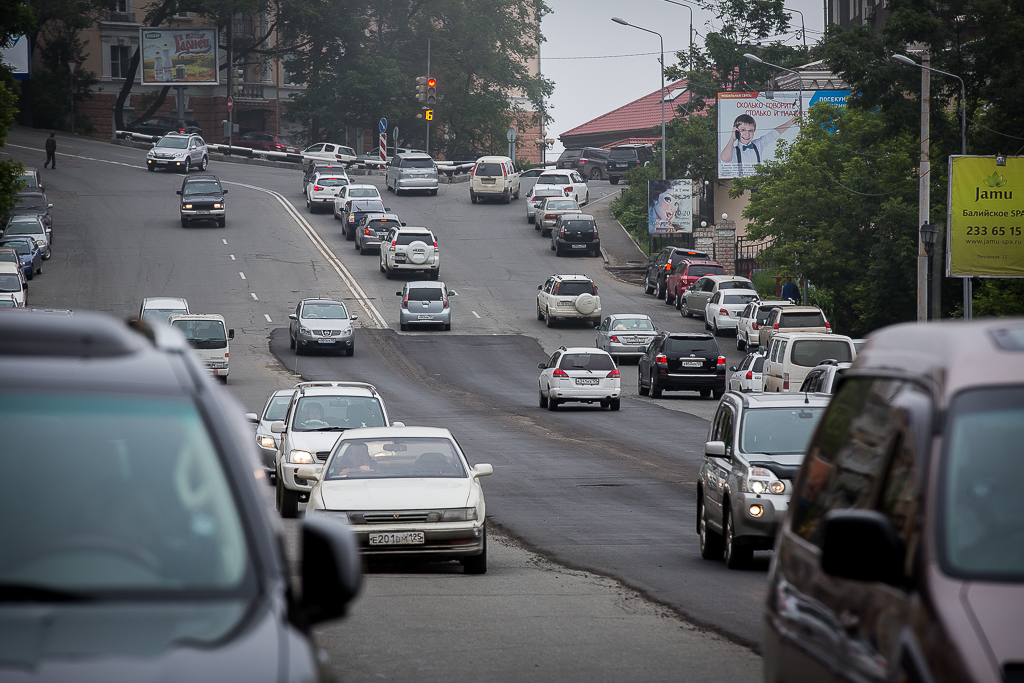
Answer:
[190, 202, 217, 210]
[313, 329, 339, 336]
[315, 451, 331, 461]
[357, 511, 431, 524]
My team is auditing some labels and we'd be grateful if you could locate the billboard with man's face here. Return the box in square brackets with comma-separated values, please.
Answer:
[648, 180, 693, 234]
[717, 91, 850, 179]
[139, 28, 219, 85]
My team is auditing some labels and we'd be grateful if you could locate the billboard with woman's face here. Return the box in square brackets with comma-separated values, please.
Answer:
[648, 180, 693, 234]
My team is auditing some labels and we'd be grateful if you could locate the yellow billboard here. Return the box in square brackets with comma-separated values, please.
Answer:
[948, 156, 1024, 277]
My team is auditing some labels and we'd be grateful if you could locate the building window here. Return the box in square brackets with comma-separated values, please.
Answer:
[111, 0, 128, 12]
[110, 44, 132, 79]
[282, 54, 299, 86]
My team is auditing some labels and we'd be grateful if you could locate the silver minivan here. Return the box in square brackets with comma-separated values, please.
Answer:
[385, 152, 439, 196]
[397, 281, 458, 331]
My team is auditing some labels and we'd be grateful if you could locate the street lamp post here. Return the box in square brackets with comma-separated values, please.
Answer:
[612, 17, 666, 181]
[784, 7, 807, 47]
[662, 0, 694, 69]
[892, 54, 970, 319]
[743, 53, 803, 122]
[920, 223, 938, 320]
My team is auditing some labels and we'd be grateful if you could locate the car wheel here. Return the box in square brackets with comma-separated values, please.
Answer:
[147, 164, 155, 172]
[431, 189, 438, 196]
[503, 190, 511, 204]
[589, 168, 600, 180]
[610, 398, 621, 411]
[545, 309, 554, 327]
[470, 191, 478, 204]
[675, 295, 682, 310]
[637, 369, 649, 396]
[200, 156, 208, 171]
[345, 345, 354, 357]
[306, 195, 312, 212]
[698, 493, 725, 560]
[705, 316, 712, 331]
[680, 300, 691, 317]
[429, 270, 440, 281]
[395, 188, 403, 196]
[35, 263, 41, 275]
[400, 322, 408, 331]
[217, 218, 226, 228]
[651, 377, 663, 399]
[547, 395, 558, 410]
[183, 158, 190, 173]
[699, 389, 711, 398]
[554, 246, 562, 256]
[537, 305, 544, 321]
[665, 290, 674, 305]
[277, 477, 299, 519]
[462, 526, 487, 574]
[528, 214, 535, 224]
[26, 267, 32, 281]
[181, 218, 188, 228]
[385, 265, 394, 279]
[359, 243, 368, 255]
[644, 274, 655, 295]
[354, 236, 360, 250]
[655, 280, 665, 300]
[713, 388, 724, 400]
[737, 335, 746, 351]
[380, 258, 386, 273]
[218, 375, 228, 384]
[539, 390, 548, 408]
[712, 318, 720, 336]
[724, 507, 752, 569]
[444, 323, 451, 331]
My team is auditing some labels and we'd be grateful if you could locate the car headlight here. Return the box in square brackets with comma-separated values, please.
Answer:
[257, 435, 277, 449]
[744, 466, 784, 494]
[341, 327, 353, 336]
[183, 204, 193, 209]
[289, 449, 314, 464]
[299, 326, 311, 335]
[213, 203, 223, 209]
[440, 507, 478, 522]
[36, 240, 46, 247]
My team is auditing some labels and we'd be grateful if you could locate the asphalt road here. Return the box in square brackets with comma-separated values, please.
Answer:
[6, 129, 766, 665]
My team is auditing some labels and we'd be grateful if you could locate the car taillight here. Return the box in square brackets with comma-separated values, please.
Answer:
[559, 226, 566, 237]
[502, 165, 507, 178]
[606, 368, 620, 378]
[665, 263, 671, 271]
[610, 335, 619, 343]
[275, 143, 284, 150]
[391, 240, 397, 247]
[443, 296, 449, 309]
[718, 356, 726, 366]
[592, 226, 599, 237]
[774, 322, 779, 330]
[655, 354, 667, 366]
[335, 154, 344, 159]
[545, 214, 555, 220]
[752, 322, 760, 330]
[402, 294, 409, 308]
[783, 372, 790, 390]
[471, 163, 478, 175]
[825, 322, 832, 332]
[433, 240, 438, 248]
[579, 158, 588, 164]
[553, 368, 568, 377]
[364, 227, 372, 235]
[745, 370, 753, 379]
[564, 187, 571, 196]
[720, 308, 729, 316]
[314, 185, 322, 191]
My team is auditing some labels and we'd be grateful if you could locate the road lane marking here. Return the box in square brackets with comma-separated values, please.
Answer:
[222, 181, 388, 329]
[251, 293, 259, 300]
[472, 310, 481, 318]
[239, 272, 246, 280]
[230, 254, 235, 260]
[264, 314, 272, 322]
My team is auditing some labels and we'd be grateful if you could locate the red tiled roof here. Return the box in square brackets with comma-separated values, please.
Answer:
[560, 80, 689, 138]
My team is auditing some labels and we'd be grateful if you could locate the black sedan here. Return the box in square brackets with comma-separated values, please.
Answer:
[6, 191, 52, 231]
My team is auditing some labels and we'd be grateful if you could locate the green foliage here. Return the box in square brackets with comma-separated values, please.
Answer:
[0, 65, 25, 218]
[971, 280, 1024, 318]
[749, 266, 783, 298]
[806, 285, 836, 327]
[610, 164, 658, 250]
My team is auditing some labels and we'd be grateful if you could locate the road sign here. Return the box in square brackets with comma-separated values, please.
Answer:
[227, 96, 233, 112]
[379, 118, 387, 133]
[67, 61, 76, 74]
[507, 127, 517, 143]
[425, 110, 434, 121]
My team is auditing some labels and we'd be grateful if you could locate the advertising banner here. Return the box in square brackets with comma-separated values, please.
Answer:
[648, 179, 693, 234]
[1, 36, 30, 80]
[717, 90, 850, 179]
[139, 28, 218, 85]
[947, 155, 1024, 277]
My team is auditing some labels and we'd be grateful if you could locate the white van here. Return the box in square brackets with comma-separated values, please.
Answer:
[763, 332, 856, 392]
[168, 313, 234, 383]
[469, 156, 520, 204]
[0, 262, 27, 307]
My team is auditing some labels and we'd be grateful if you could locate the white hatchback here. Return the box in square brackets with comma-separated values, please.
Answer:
[333, 184, 383, 220]
[305, 173, 349, 213]
[705, 289, 760, 335]
[0, 262, 27, 307]
[535, 170, 589, 206]
[301, 142, 357, 166]
[728, 352, 766, 393]
[538, 346, 621, 411]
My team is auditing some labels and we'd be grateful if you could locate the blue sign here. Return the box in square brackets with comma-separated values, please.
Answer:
[378, 118, 387, 133]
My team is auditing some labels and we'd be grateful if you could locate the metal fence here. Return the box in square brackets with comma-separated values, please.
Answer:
[735, 236, 774, 278]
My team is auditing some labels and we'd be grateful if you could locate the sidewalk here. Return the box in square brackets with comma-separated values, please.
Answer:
[587, 191, 649, 285]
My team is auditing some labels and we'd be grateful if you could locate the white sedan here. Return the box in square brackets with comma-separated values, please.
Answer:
[538, 346, 620, 410]
[333, 184, 383, 220]
[705, 289, 759, 335]
[525, 185, 565, 223]
[535, 170, 590, 206]
[300, 426, 492, 574]
[300, 142, 357, 166]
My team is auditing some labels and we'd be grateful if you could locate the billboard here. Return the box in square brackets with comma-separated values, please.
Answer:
[648, 179, 693, 234]
[1, 35, 30, 80]
[947, 155, 1024, 277]
[717, 90, 850, 179]
[140, 28, 218, 85]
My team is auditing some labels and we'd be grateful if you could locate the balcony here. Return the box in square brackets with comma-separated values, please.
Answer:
[233, 82, 266, 102]
[104, 10, 137, 22]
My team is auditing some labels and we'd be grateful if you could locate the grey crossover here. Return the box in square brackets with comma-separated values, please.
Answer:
[398, 281, 458, 331]
[289, 297, 358, 355]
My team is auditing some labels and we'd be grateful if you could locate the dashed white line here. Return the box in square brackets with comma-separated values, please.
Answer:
[250, 292, 259, 300]
[238, 272, 246, 280]
[230, 254, 236, 260]
[264, 314, 272, 323]
[472, 310, 481, 318]
[222, 239, 228, 245]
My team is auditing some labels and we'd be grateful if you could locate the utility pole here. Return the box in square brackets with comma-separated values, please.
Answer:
[425, 38, 430, 155]
[227, 18, 233, 148]
[916, 52, 930, 322]
[68, 61, 77, 133]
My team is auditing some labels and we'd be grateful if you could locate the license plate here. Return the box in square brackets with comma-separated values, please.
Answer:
[615, 163, 626, 168]
[557, 301, 573, 307]
[681, 361, 704, 368]
[571, 244, 587, 249]
[575, 378, 599, 385]
[417, 315, 434, 320]
[369, 532, 425, 545]
[482, 178, 495, 184]
[318, 339, 336, 344]
[394, 256, 407, 262]
[197, 210, 210, 215]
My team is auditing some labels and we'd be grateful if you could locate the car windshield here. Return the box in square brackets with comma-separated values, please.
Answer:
[609, 149, 637, 159]
[475, 163, 503, 176]
[408, 288, 443, 301]
[687, 265, 724, 277]
[142, 308, 188, 324]
[718, 280, 754, 290]
[156, 137, 189, 149]
[0, 274, 21, 292]
[324, 437, 466, 480]
[403, 158, 435, 168]
[533, 189, 562, 199]
[396, 233, 431, 246]
[20, 174, 38, 188]
[555, 281, 595, 296]
[302, 302, 348, 319]
[781, 312, 826, 327]
[943, 386, 1024, 580]
[171, 319, 227, 349]
[790, 339, 853, 367]
[14, 197, 46, 210]
[0, 241, 31, 255]
[4, 223, 42, 236]
[183, 182, 220, 196]
[317, 177, 348, 187]
[366, 219, 395, 230]
[263, 395, 292, 421]
[291, 396, 386, 432]
[559, 353, 615, 371]
[664, 338, 716, 355]
[349, 188, 379, 198]
[739, 406, 826, 455]
[724, 294, 759, 305]
[610, 318, 654, 331]
[545, 200, 577, 211]
[0, 392, 250, 594]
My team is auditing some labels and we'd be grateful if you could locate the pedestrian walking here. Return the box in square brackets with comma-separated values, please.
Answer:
[44, 133, 57, 169]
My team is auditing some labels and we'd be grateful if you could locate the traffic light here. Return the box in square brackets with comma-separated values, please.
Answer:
[415, 76, 428, 102]
[426, 78, 436, 105]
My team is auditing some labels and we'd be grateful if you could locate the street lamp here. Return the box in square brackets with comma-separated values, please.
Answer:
[784, 7, 807, 47]
[743, 53, 803, 122]
[612, 17, 666, 181]
[662, 0, 694, 69]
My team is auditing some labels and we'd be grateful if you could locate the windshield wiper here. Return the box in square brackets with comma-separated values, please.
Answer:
[0, 584, 91, 603]
[309, 426, 346, 431]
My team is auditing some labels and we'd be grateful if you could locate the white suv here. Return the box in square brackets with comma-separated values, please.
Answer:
[379, 226, 440, 280]
[536, 274, 601, 327]
[538, 346, 621, 410]
[271, 381, 396, 518]
[306, 170, 349, 213]
[469, 156, 520, 203]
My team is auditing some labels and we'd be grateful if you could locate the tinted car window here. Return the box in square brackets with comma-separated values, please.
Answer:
[663, 338, 716, 355]
[14, 197, 46, 210]
[686, 265, 724, 277]
[408, 288, 443, 301]
[348, 188, 379, 198]
[554, 281, 595, 296]
[171, 319, 228, 349]
[264, 396, 292, 421]
[0, 240, 31, 255]
[352, 201, 386, 213]
[781, 312, 826, 327]
[562, 220, 595, 230]
[609, 149, 636, 159]
[0, 274, 21, 292]
[610, 318, 654, 331]
[723, 294, 759, 305]
[395, 233, 432, 246]
[545, 200, 577, 211]
[475, 163, 503, 176]
[559, 353, 615, 371]
[183, 182, 221, 196]
[402, 158, 435, 168]
[366, 219, 396, 231]
[4, 223, 43, 236]
[20, 174, 38, 188]
[752, 357, 766, 372]
[756, 306, 780, 324]
[291, 396, 386, 432]
[538, 174, 572, 185]
[718, 280, 754, 291]
[316, 177, 348, 187]
[790, 340, 852, 367]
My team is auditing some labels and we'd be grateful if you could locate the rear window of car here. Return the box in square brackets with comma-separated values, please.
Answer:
[20, 174, 38, 188]
[0, 241, 31, 255]
[789, 339, 853, 367]
[402, 158, 435, 168]
[475, 163, 504, 176]
[718, 280, 754, 290]
[353, 201, 386, 213]
[609, 148, 637, 159]
[723, 293, 759, 305]
[561, 220, 595, 231]
[348, 188, 379, 198]
[664, 338, 717, 355]
[757, 306, 782, 323]
[183, 181, 221, 196]
[395, 233, 432, 246]
[408, 287, 443, 301]
[538, 174, 572, 185]
[554, 281, 596, 296]
[781, 312, 826, 327]
[685, 264, 724, 277]
[317, 177, 348, 187]
[559, 353, 615, 371]
[534, 188, 563, 198]
[752, 357, 766, 372]
[366, 219, 396, 230]
[545, 200, 577, 211]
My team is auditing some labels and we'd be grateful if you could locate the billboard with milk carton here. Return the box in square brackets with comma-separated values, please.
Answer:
[140, 28, 219, 85]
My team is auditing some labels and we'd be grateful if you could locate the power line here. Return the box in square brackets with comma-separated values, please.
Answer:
[545, 47, 689, 60]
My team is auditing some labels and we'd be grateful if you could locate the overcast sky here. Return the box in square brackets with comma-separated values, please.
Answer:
[540, 0, 826, 154]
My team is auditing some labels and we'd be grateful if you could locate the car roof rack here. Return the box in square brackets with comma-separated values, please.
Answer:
[294, 381, 379, 396]
[817, 358, 841, 366]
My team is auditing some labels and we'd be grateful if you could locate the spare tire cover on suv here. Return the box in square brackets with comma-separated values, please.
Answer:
[407, 240, 430, 264]
[575, 293, 597, 315]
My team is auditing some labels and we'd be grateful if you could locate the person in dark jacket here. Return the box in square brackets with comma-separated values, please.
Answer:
[44, 133, 57, 169]
[781, 278, 801, 304]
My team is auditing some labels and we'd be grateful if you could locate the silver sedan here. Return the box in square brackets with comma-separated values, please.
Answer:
[596, 314, 658, 360]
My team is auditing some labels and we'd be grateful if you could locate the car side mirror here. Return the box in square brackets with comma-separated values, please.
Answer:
[288, 313, 297, 320]
[222, 189, 228, 194]
[295, 515, 362, 627]
[537, 285, 542, 290]
[448, 290, 457, 296]
[471, 464, 493, 478]
[244, 412, 259, 423]
[176, 190, 182, 195]
[729, 366, 738, 372]
[396, 291, 403, 296]
[538, 363, 546, 369]
[350, 315, 358, 321]
[228, 329, 235, 340]
[401, 222, 407, 226]
[637, 346, 647, 353]
[821, 510, 905, 586]
[704, 441, 726, 457]
[270, 421, 286, 434]
[385, 207, 391, 211]
[47, 204, 53, 209]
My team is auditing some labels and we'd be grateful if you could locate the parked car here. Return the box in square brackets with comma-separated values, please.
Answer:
[2, 216, 51, 260]
[469, 156, 520, 204]
[169, 313, 233, 382]
[301, 142, 357, 166]
[0, 243, 38, 281]
[680, 275, 756, 319]
[0, 292, 22, 307]
[7, 190, 53, 231]
[304, 426, 492, 573]
[644, 247, 711, 300]
[797, 358, 851, 394]
[551, 213, 600, 257]
[558, 147, 610, 180]
[18, 167, 42, 191]
[757, 305, 831, 350]
[271, 381, 393, 517]
[704, 289, 760, 335]
[385, 152, 439, 196]
[536, 196, 581, 236]
[125, 115, 202, 137]
[306, 173, 350, 214]
[177, 173, 227, 227]
[146, 133, 209, 172]
[138, 296, 189, 324]
[698, 391, 830, 568]
[525, 185, 566, 223]
[333, 184, 382, 220]
[595, 313, 657, 361]
[246, 389, 295, 480]
[765, 318, 1024, 683]
[555, 148, 583, 170]
[728, 352, 766, 393]
[666, 258, 725, 306]
[735, 300, 793, 352]
[343, 199, 388, 241]
[607, 143, 655, 184]
[231, 132, 300, 154]
[763, 332, 856, 392]
[0, 261, 27, 307]
[534, 170, 589, 206]
[288, 297, 358, 356]
[536, 273, 601, 328]
[538, 346, 621, 410]
[354, 212, 401, 255]
[380, 226, 440, 280]
[397, 280, 458, 331]
[0, 311, 361, 681]
[637, 332, 726, 399]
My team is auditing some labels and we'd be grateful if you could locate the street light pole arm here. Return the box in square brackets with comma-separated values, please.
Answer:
[892, 55, 968, 155]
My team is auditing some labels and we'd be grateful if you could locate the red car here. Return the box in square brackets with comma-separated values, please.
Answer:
[665, 259, 726, 307]
[228, 132, 300, 154]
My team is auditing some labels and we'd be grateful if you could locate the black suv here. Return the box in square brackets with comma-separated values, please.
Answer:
[644, 247, 711, 299]
[551, 212, 600, 257]
[556, 147, 610, 180]
[177, 174, 228, 227]
[637, 332, 725, 399]
[555, 149, 582, 170]
[125, 115, 203, 137]
[607, 143, 656, 184]
[0, 311, 361, 681]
